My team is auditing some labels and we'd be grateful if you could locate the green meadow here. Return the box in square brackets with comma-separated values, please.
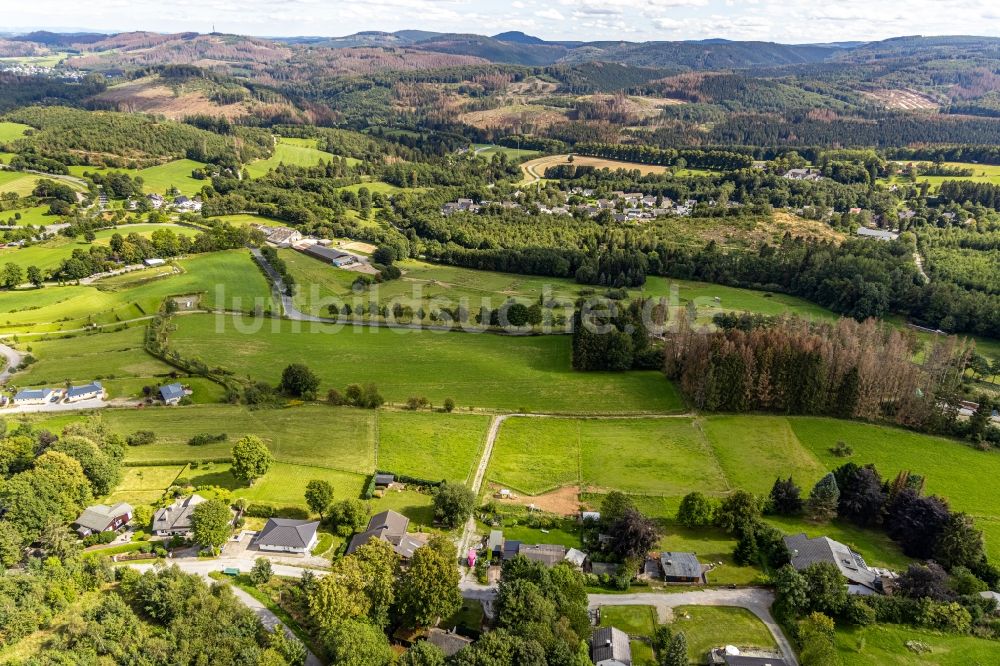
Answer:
[167, 313, 683, 413]
[245, 137, 337, 178]
[68, 158, 209, 197]
[0, 204, 58, 227]
[0, 121, 33, 142]
[0, 171, 51, 197]
[836, 623, 1000, 665]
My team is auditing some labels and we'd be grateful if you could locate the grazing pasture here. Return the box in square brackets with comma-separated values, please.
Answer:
[68, 158, 209, 197]
[0, 121, 33, 142]
[0, 204, 57, 227]
[245, 138, 335, 178]
[376, 410, 489, 483]
[835, 623, 1000, 665]
[167, 314, 683, 413]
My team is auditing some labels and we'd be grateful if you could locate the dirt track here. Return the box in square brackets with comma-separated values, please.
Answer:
[520, 154, 670, 185]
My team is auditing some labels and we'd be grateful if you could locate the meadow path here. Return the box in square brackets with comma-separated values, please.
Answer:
[459, 414, 507, 556]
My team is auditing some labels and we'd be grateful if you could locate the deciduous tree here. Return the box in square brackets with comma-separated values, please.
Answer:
[230, 435, 273, 486]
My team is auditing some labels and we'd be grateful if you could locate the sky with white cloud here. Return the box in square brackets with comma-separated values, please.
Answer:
[8, 0, 1000, 43]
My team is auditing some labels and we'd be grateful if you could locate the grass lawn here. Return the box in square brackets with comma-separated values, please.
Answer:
[168, 314, 683, 414]
[105, 403, 376, 472]
[245, 138, 335, 178]
[599, 605, 658, 637]
[498, 522, 583, 549]
[206, 213, 289, 228]
[835, 623, 1000, 665]
[231, 463, 366, 508]
[0, 121, 33, 142]
[0, 171, 50, 197]
[370, 488, 436, 528]
[376, 410, 489, 483]
[0, 204, 58, 226]
[658, 525, 759, 586]
[670, 606, 776, 662]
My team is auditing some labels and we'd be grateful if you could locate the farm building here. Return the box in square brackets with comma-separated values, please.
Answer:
[143, 257, 166, 267]
[146, 193, 165, 209]
[152, 494, 206, 536]
[12, 388, 56, 405]
[73, 502, 132, 537]
[784, 533, 883, 594]
[264, 227, 303, 247]
[346, 510, 423, 559]
[856, 226, 899, 241]
[564, 547, 588, 569]
[502, 540, 521, 562]
[301, 244, 357, 267]
[658, 551, 704, 583]
[66, 381, 104, 403]
[374, 473, 395, 488]
[255, 518, 320, 554]
[519, 543, 567, 568]
[159, 382, 185, 405]
[590, 627, 632, 666]
[426, 628, 473, 657]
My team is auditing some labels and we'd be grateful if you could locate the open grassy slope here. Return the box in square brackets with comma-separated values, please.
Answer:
[167, 313, 683, 413]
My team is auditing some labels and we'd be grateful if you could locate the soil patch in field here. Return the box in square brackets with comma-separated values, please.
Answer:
[491, 483, 581, 516]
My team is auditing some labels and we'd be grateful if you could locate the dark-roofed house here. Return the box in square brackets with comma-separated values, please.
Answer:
[152, 494, 206, 536]
[426, 628, 473, 657]
[159, 382, 185, 405]
[73, 502, 132, 537]
[488, 530, 504, 559]
[256, 518, 320, 554]
[520, 543, 567, 568]
[591, 627, 632, 666]
[659, 551, 704, 583]
[502, 540, 521, 562]
[66, 381, 104, 403]
[374, 473, 395, 488]
[784, 533, 879, 594]
[347, 510, 421, 559]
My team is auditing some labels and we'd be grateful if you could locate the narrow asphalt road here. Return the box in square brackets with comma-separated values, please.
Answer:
[588, 589, 798, 666]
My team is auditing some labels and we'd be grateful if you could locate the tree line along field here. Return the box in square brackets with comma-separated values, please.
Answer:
[486, 414, 1000, 564]
[884, 161, 1000, 190]
[67, 159, 210, 197]
[166, 313, 684, 413]
[0, 249, 273, 336]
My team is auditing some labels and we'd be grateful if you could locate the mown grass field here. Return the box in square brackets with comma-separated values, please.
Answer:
[472, 143, 541, 160]
[68, 159, 209, 197]
[376, 410, 489, 483]
[888, 162, 1000, 190]
[835, 623, 1000, 665]
[670, 606, 776, 662]
[245, 138, 336, 178]
[0, 171, 51, 197]
[599, 605, 658, 637]
[167, 313, 683, 413]
[0, 121, 33, 142]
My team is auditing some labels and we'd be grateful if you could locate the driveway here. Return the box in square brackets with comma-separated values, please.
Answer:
[587, 589, 798, 666]
[2, 396, 108, 414]
[0, 343, 22, 384]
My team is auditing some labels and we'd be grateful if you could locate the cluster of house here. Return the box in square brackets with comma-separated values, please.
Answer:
[441, 189, 714, 222]
[9, 381, 104, 407]
[783, 168, 824, 182]
[151, 492, 321, 554]
[143, 193, 202, 212]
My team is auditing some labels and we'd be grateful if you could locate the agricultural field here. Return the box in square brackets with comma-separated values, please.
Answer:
[376, 410, 489, 483]
[206, 213, 288, 228]
[167, 313, 683, 413]
[521, 154, 673, 184]
[339, 180, 414, 195]
[245, 137, 336, 178]
[471, 143, 541, 160]
[0, 171, 53, 197]
[0, 121, 33, 142]
[68, 159, 209, 197]
[0, 249, 269, 336]
[283, 251, 837, 326]
[900, 162, 1000, 189]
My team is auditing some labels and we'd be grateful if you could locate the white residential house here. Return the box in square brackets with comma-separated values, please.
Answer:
[12, 388, 56, 406]
[255, 518, 320, 554]
[65, 381, 104, 403]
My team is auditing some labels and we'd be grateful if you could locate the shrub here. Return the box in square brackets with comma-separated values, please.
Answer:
[443, 397, 455, 412]
[188, 432, 228, 446]
[406, 396, 430, 410]
[126, 430, 157, 446]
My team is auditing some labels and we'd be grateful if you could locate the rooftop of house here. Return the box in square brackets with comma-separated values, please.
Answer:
[426, 628, 473, 657]
[74, 502, 132, 532]
[152, 494, 206, 532]
[519, 543, 567, 567]
[159, 383, 185, 401]
[660, 551, 702, 579]
[591, 626, 632, 665]
[346, 510, 411, 556]
[13, 387, 54, 400]
[66, 381, 102, 399]
[257, 518, 319, 549]
[784, 533, 877, 588]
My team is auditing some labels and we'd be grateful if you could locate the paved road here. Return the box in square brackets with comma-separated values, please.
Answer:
[588, 589, 798, 666]
[0, 343, 23, 384]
